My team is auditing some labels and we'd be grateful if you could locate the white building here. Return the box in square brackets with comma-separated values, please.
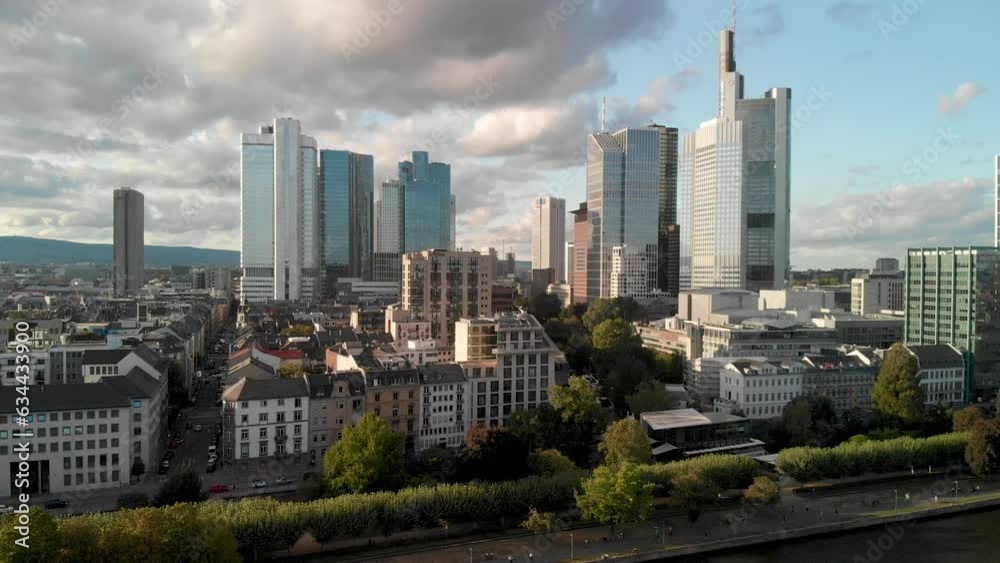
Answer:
[240, 117, 320, 303]
[0, 352, 48, 386]
[906, 344, 965, 406]
[221, 378, 310, 461]
[417, 364, 470, 450]
[851, 272, 904, 315]
[532, 196, 566, 283]
[609, 245, 663, 301]
[384, 305, 432, 343]
[759, 289, 839, 312]
[678, 30, 790, 291]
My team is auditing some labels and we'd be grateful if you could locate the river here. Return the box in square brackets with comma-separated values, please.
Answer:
[680, 508, 1000, 562]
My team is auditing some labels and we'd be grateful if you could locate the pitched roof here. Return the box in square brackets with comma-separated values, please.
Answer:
[222, 377, 308, 402]
[907, 344, 964, 369]
[0, 383, 130, 414]
[81, 349, 131, 365]
[418, 363, 468, 385]
[101, 368, 162, 398]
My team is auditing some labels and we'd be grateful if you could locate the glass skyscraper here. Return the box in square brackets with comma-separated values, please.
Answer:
[319, 149, 373, 296]
[400, 151, 451, 253]
[586, 127, 662, 301]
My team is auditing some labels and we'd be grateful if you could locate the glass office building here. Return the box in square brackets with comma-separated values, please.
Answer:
[905, 247, 1000, 403]
[400, 151, 451, 253]
[319, 150, 373, 296]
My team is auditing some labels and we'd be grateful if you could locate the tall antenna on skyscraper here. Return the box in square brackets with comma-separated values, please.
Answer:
[601, 96, 606, 133]
[732, 0, 737, 33]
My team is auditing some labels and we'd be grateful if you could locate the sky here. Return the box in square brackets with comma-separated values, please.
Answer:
[0, 0, 995, 269]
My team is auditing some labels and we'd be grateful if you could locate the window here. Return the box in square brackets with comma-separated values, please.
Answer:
[277, 399, 285, 407]
[132, 400, 141, 408]
[62, 427, 71, 436]
[241, 414, 249, 425]
[294, 424, 301, 436]
[294, 398, 302, 407]
[259, 442, 268, 456]
[259, 428, 267, 439]
[74, 426, 83, 435]
[258, 413, 268, 423]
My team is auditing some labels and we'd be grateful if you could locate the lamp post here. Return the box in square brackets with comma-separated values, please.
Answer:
[894, 489, 898, 511]
[570, 533, 574, 559]
[955, 481, 959, 499]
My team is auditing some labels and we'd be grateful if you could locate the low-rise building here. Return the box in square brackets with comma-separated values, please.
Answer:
[221, 378, 309, 462]
[905, 344, 965, 406]
[304, 372, 365, 464]
[363, 368, 419, 449]
[417, 364, 470, 450]
[640, 409, 763, 460]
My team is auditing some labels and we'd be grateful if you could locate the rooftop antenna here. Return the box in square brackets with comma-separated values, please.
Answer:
[731, 0, 736, 33]
[601, 96, 606, 133]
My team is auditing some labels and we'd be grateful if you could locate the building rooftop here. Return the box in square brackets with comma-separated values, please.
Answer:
[418, 363, 468, 385]
[907, 344, 964, 369]
[81, 348, 132, 365]
[222, 377, 308, 402]
[0, 383, 130, 414]
[641, 408, 747, 431]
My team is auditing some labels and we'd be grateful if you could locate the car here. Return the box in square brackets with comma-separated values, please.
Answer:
[163, 451, 175, 461]
[208, 484, 229, 493]
[193, 425, 203, 433]
[206, 462, 216, 473]
[174, 437, 185, 446]
[275, 477, 291, 486]
[251, 479, 267, 489]
[185, 422, 192, 430]
[208, 453, 218, 462]
[208, 444, 217, 453]
[44, 499, 69, 509]
[158, 465, 169, 474]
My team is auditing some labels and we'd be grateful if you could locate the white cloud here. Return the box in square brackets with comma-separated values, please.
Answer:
[937, 83, 986, 117]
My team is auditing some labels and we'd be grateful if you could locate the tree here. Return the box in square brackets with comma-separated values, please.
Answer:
[544, 318, 592, 374]
[582, 298, 623, 332]
[669, 472, 721, 524]
[464, 425, 529, 481]
[598, 418, 652, 465]
[324, 412, 406, 495]
[626, 381, 673, 415]
[549, 376, 599, 424]
[527, 449, 577, 477]
[0, 507, 60, 562]
[130, 458, 146, 479]
[872, 344, 925, 426]
[527, 293, 563, 324]
[507, 404, 597, 468]
[606, 355, 651, 410]
[781, 395, 838, 447]
[153, 468, 207, 507]
[651, 352, 684, 384]
[744, 476, 781, 507]
[954, 405, 988, 432]
[520, 507, 555, 534]
[966, 418, 1000, 476]
[576, 462, 654, 535]
[277, 363, 309, 378]
[157, 504, 241, 562]
[591, 318, 637, 353]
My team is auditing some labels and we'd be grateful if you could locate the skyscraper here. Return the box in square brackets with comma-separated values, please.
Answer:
[650, 125, 679, 295]
[905, 247, 1000, 402]
[240, 117, 319, 303]
[994, 155, 999, 247]
[373, 179, 404, 283]
[586, 128, 662, 301]
[531, 196, 566, 282]
[571, 202, 589, 303]
[678, 30, 791, 291]
[113, 187, 144, 296]
[399, 151, 451, 253]
[450, 194, 457, 251]
[319, 150, 373, 296]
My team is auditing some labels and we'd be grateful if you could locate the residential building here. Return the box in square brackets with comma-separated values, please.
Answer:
[571, 202, 589, 303]
[320, 150, 374, 295]
[586, 127, 661, 301]
[905, 247, 1000, 402]
[491, 284, 516, 314]
[221, 377, 309, 462]
[454, 318, 497, 362]
[304, 372, 365, 464]
[401, 249, 495, 344]
[678, 30, 791, 291]
[363, 368, 419, 449]
[809, 312, 904, 349]
[905, 344, 965, 406]
[547, 283, 572, 308]
[239, 118, 320, 303]
[417, 364, 470, 450]
[113, 187, 144, 297]
[0, 351, 47, 385]
[191, 267, 232, 292]
[400, 151, 452, 253]
[384, 305, 432, 343]
[349, 305, 383, 332]
[640, 409, 763, 460]
[531, 196, 566, 283]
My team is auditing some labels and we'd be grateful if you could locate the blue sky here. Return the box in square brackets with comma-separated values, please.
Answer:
[0, 0, 994, 269]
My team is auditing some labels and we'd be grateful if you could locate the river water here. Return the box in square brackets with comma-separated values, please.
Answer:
[680, 508, 1000, 562]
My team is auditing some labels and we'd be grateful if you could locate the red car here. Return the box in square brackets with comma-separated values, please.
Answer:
[208, 484, 229, 494]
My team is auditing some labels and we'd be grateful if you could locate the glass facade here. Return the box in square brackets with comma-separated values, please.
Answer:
[401, 151, 451, 253]
[320, 150, 373, 295]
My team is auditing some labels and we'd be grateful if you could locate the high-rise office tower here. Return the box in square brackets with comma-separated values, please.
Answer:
[905, 247, 1000, 402]
[399, 151, 451, 253]
[649, 125, 679, 295]
[995, 155, 999, 247]
[373, 179, 405, 283]
[450, 194, 457, 251]
[565, 241, 575, 289]
[531, 196, 566, 282]
[319, 150, 373, 296]
[113, 187, 144, 297]
[240, 117, 319, 303]
[678, 29, 791, 291]
[586, 128, 662, 301]
[571, 202, 589, 303]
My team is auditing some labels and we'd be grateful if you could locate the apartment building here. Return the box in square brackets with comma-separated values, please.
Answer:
[221, 378, 309, 462]
[416, 364, 470, 450]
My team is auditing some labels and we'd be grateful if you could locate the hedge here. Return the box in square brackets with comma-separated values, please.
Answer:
[776, 432, 969, 483]
[637, 454, 760, 490]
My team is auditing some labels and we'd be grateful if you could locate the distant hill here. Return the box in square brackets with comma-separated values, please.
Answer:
[0, 236, 239, 266]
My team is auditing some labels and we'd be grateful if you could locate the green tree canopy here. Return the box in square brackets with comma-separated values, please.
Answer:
[591, 318, 637, 353]
[520, 507, 555, 534]
[598, 418, 653, 466]
[872, 344, 925, 426]
[781, 395, 838, 447]
[744, 476, 781, 506]
[527, 449, 578, 477]
[324, 412, 406, 495]
[527, 292, 564, 324]
[582, 298, 624, 332]
[669, 471, 721, 522]
[277, 363, 309, 378]
[550, 376, 600, 424]
[575, 462, 654, 533]
[954, 405, 988, 432]
[463, 425, 529, 481]
[280, 324, 315, 337]
[625, 381, 673, 415]
[152, 468, 207, 507]
[966, 418, 1000, 476]
[0, 507, 60, 563]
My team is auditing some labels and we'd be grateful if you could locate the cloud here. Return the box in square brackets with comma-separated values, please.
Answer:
[937, 83, 986, 117]
[826, 1, 874, 27]
[791, 177, 992, 268]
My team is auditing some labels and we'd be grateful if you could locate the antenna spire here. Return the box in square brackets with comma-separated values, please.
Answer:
[732, 0, 736, 33]
[601, 96, 606, 133]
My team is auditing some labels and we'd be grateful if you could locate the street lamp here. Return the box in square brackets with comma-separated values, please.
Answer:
[894, 489, 898, 511]
[955, 481, 959, 499]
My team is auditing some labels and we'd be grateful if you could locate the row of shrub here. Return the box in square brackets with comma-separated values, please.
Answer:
[5, 455, 761, 561]
[776, 432, 968, 483]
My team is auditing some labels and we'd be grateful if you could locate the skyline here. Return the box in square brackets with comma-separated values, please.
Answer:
[1, 0, 996, 269]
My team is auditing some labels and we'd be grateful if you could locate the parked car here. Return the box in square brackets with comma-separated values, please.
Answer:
[208, 444, 217, 453]
[163, 451, 175, 461]
[43, 499, 69, 509]
[208, 484, 229, 493]
[251, 479, 267, 489]
[206, 462, 216, 473]
[174, 438, 185, 446]
[275, 477, 291, 486]
[193, 425, 203, 433]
